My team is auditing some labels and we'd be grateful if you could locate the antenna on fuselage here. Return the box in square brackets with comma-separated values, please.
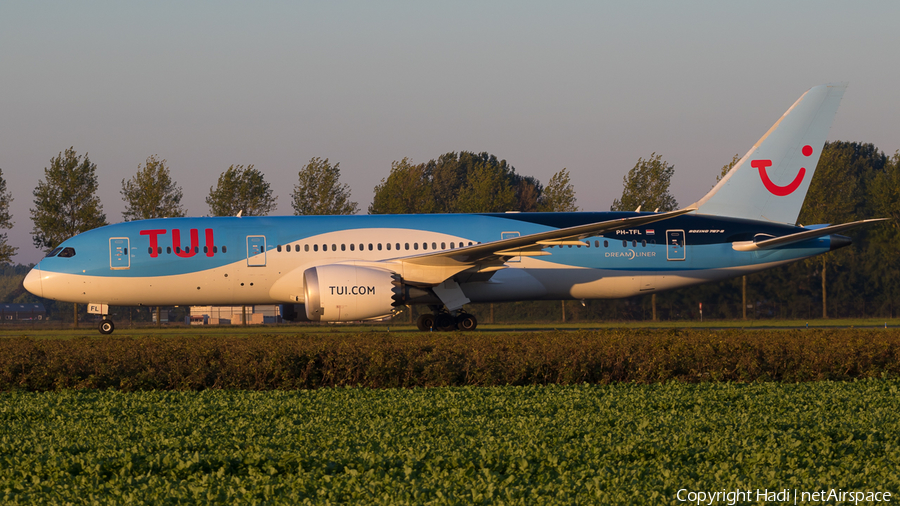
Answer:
[236, 210, 243, 218]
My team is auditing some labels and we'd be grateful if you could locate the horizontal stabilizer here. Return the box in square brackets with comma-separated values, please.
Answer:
[732, 219, 888, 251]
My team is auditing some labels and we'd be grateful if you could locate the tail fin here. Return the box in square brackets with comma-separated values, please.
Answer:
[692, 83, 847, 225]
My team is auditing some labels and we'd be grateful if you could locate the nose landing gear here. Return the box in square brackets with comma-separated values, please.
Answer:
[99, 319, 115, 335]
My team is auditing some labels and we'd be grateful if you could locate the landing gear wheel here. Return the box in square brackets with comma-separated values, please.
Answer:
[416, 314, 436, 331]
[99, 319, 115, 335]
[456, 313, 477, 331]
[436, 313, 458, 332]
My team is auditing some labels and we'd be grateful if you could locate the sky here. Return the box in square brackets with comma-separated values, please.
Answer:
[2, 1, 899, 264]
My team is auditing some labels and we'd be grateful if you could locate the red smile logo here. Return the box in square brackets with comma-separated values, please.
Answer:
[752, 145, 813, 196]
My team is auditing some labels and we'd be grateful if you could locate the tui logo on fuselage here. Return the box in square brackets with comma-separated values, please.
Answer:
[140, 229, 215, 258]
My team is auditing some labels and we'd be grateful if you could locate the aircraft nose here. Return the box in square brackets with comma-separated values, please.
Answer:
[23, 266, 43, 298]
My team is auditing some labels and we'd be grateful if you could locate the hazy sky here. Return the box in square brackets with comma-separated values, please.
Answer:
[3, 1, 899, 264]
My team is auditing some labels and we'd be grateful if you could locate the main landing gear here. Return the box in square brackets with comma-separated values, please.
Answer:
[416, 311, 478, 332]
[98, 319, 115, 335]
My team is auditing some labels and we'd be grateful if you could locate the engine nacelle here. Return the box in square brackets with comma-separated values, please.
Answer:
[303, 265, 398, 321]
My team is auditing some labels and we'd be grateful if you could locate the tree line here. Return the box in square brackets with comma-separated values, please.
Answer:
[1, 142, 898, 322]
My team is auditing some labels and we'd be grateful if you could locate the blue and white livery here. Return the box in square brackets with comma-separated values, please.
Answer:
[24, 83, 882, 333]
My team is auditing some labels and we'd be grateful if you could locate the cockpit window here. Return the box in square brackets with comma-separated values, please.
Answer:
[45, 247, 63, 258]
[57, 247, 76, 258]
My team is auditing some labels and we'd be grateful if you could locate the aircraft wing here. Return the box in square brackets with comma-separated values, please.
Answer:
[402, 207, 696, 266]
[370, 208, 696, 285]
[731, 218, 889, 251]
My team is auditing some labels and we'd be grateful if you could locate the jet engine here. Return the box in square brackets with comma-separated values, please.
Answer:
[303, 265, 437, 321]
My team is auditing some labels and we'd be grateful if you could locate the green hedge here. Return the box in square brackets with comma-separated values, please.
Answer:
[2, 329, 899, 391]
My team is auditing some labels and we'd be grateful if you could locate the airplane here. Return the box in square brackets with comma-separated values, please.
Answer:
[23, 83, 884, 334]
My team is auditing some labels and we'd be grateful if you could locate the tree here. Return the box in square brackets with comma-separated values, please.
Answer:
[539, 168, 578, 212]
[31, 147, 107, 252]
[371, 151, 545, 215]
[610, 153, 677, 212]
[369, 158, 436, 214]
[206, 165, 277, 217]
[871, 150, 900, 224]
[513, 175, 543, 212]
[455, 162, 518, 213]
[291, 157, 358, 215]
[0, 169, 16, 263]
[121, 155, 186, 221]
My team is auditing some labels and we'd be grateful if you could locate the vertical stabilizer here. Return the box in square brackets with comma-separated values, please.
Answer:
[692, 83, 847, 224]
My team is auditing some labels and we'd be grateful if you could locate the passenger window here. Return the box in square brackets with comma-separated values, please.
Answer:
[642, 240, 647, 247]
[422, 242, 427, 250]
[213, 246, 217, 253]
[332, 244, 336, 251]
[204, 246, 208, 253]
[450, 242, 455, 249]
[222, 246, 227, 253]
[277, 245, 282, 252]
[147, 247, 153, 254]
[632, 240, 637, 247]
[341, 244, 346, 251]
[395, 243, 400, 250]
[441, 242, 446, 249]
[359, 244, 364, 251]
[167, 247, 172, 254]
[604, 240, 608, 248]
[304, 244, 309, 252]
[377, 243, 382, 251]
[432, 242, 437, 250]
[405, 243, 409, 250]
[350, 244, 355, 251]
[386, 243, 391, 250]
[414, 243, 419, 250]
[314, 245, 319, 252]
[622, 241, 627, 247]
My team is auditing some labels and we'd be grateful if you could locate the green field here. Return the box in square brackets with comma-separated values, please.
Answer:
[2, 381, 899, 505]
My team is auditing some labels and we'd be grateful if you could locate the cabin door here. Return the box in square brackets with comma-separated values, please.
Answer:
[109, 237, 130, 270]
[666, 230, 686, 261]
[247, 235, 267, 267]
